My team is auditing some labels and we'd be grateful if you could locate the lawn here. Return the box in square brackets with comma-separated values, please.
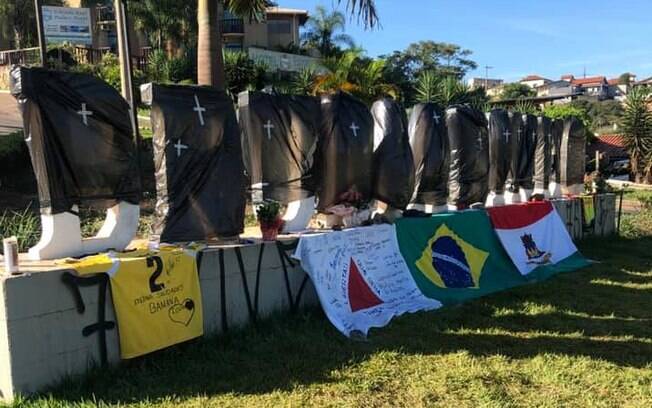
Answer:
[7, 235, 652, 407]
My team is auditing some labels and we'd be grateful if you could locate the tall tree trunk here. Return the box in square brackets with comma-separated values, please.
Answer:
[197, 0, 225, 88]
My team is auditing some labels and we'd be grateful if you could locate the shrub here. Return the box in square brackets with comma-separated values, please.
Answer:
[632, 190, 652, 210]
[0, 207, 40, 253]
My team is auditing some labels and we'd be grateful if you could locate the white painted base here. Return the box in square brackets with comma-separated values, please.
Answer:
[27, 202, 139, 261]
[563, 184, 584, 196]
[519, 188, 533, 203]
[406, 203, 448, 214]
[485, 192, 506, 207]
[549, 182, 562, 198]
[504, 191, 522, 204]
[532, 188, 551, 199]
[281, 197, 315, 233]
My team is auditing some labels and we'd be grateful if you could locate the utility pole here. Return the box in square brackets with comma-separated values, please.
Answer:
[484, 65, 493, 89]
[34, 0, 47, 66]
[114, 0, 141, 146]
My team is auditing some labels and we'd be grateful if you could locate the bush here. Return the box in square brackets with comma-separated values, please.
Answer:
[632, 190, 652, 210]
[224, 51, 268, 97]
[0, 207, 40, 253]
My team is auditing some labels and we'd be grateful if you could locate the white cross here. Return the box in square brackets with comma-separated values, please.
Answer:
[263, 120, 275, 140]
[193, 94, 206, 126]
[173, 140, 188, 157]
[432, 111, 441, 124]
[350, 122, 360, 137]
[77, 103, 93, 126]
[517, 128, 523, 137]
[503, 128, 511, 139]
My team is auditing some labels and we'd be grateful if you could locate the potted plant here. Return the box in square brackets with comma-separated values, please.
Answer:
[257, 200, 283, 241]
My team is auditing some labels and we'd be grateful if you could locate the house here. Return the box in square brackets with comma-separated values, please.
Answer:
[221, 7, 308, 52]
[520, 75, 550, 88]
[607, 78, 630, 100]
[536, 80, 577, 97]
[570, 76, 610, 99]
[587, 134, 628, 165]
[468, 77, 503, 90]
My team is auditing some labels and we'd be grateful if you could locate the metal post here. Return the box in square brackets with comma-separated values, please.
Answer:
[34, 0, 47, 66]
[114, 0, 141, 146]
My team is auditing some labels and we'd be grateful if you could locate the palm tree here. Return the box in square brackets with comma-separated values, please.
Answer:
[130, 0, 196, 51]
[621, 87, 652, 183]
[197, 0, 378, 88]
[301, 6, 354, 58]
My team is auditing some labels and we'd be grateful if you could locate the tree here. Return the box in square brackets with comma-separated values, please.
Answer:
[499, 83, 535, 100]
[381, 40, 477, 104]
[197, 0, 378, 88]
[301, 6, 354, 58]
[310, 49, 397, 104]
[0, 0, 63, 49]
[414, 71, 488, 110]
[620, 87, 652, 183]
[130, 0, 196, 51]
[618, 72, 634, 86]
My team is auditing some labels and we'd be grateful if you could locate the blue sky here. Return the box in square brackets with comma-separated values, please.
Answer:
[280, 0, 652, 82]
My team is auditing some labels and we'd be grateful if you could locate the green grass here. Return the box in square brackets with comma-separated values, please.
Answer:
[7, 234, 652, 407]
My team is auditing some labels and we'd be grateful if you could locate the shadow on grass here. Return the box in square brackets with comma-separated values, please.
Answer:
[34, 236, 652, 405]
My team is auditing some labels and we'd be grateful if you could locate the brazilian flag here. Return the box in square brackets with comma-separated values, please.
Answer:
[396, 210, 526, 305]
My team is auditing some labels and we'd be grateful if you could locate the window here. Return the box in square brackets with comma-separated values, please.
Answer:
[267, 20, 291, 35]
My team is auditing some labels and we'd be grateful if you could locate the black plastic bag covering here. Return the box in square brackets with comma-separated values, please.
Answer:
[487, 109, 512, 194]
[408, 103, 449, 206]
[446, 105, 489, 207]
[518, 114, 538, 190]
[550, 119, 563, 184]
[141, 83, 246, 242]
[10, 66, 140, 214]
[370, 98, 415, 209]
[505, 112, 525, 193]
[238, 91, 320, 204]
[533, 116, 552, 191]
[316, 92, 373, 211]
[560, 117, 586, 187]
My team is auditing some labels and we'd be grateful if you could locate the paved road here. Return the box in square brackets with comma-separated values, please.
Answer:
[0, 91, 22, 135]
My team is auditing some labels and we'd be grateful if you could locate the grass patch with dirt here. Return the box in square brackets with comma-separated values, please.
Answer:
[5, 232, 652, 407]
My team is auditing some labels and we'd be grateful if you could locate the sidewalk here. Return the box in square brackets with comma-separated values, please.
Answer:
[0, 91, 22, 135]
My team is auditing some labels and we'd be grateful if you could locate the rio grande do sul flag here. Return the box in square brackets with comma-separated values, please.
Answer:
[293, 224, 441, 337]
[487, 201, 585, 275]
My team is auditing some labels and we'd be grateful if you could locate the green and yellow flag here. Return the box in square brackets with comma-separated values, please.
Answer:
[396, 210, 523, 305]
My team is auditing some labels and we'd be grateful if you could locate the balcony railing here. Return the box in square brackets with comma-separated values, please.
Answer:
[221, 19, 244, 34]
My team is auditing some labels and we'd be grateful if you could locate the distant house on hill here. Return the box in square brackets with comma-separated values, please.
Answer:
[520, 75, 551, 88]
[468, 77, 503, 90]
[569, 76, 610, 99]
[587, 134, 629, 164]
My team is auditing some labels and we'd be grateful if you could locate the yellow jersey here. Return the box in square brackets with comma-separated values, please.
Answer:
[61, 245, 204, 359]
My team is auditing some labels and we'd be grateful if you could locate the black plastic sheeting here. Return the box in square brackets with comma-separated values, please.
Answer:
[518, 114, 538, 190]
[141, 83, 246, 242]
[560, 117, 586, 187]
[487, 109, 512, 194]
[10, 66, 140, 214]
[238, 91, 320, 204]
[446, 105, 489, 208]
[316, 92, 373, 211]
[505, 112, 525, 193]
[408, 103, 449, 206]
[533, 116, 552, 191]
[370, 98, 415, 209]
[550, 119, 563, 185]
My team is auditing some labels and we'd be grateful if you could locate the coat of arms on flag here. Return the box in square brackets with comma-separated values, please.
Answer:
[415, 223, 488, 288]
[487, 201, 580, 275]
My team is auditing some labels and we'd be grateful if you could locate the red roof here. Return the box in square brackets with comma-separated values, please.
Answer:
[607, 78, 620, 86]
[571, 76, 607, 86]
[521, 75, 546, 81]
[588, 134, 628, 159]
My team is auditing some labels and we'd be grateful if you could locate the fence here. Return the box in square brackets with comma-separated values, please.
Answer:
[0, 48, 41, 67]
[0, 46, 152, 70]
